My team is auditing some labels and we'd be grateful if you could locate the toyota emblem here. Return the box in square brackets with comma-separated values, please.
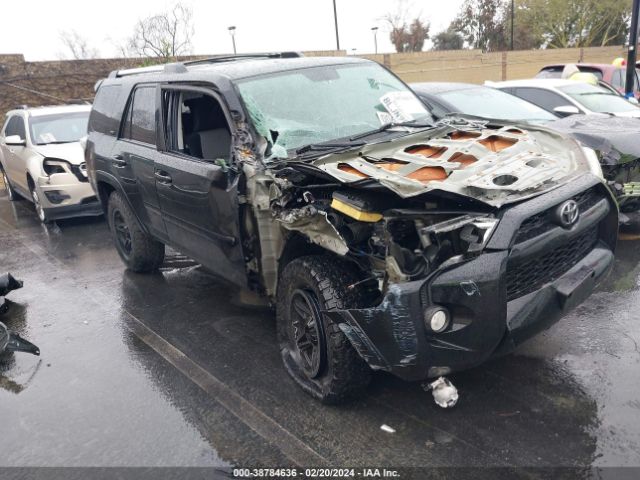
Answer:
[556, 200, 579, 228]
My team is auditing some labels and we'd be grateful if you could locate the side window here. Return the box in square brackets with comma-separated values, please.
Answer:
[515, 88, 569, 112]
[89, 85, 122, 136]
[161, 89, 231, 161]
[4, 116, 26, 139]
[121, 86, 157, 145]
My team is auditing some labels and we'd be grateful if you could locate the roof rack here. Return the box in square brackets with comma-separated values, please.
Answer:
[13, 105, 29, 110]
[184, 51, 303, 66]
[109, 64, 166, 79]
[108, 52, 303, 78]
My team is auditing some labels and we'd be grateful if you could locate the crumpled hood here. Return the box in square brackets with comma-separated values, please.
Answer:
[33, 142, 85, 165]
[311, 120, 591, 207]
[549, 115, 640, 167]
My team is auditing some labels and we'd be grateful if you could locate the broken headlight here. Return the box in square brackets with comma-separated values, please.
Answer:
[43, 158, 69, 176]
[387, 214, 498, 279]
[581, 147, 604, 181]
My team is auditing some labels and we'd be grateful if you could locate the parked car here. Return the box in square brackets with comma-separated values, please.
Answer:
[536, 63, 640, 99]
[87, 54, 616, 404]
[491, 79, 640, 118]
[0, 105, 102, 222]
[412, 82, 558, 124]
[412, 82, 640, 218]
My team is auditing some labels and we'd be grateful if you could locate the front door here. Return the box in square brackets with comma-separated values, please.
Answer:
[0, 115, 29, 192]
[155, 86, 246, 287]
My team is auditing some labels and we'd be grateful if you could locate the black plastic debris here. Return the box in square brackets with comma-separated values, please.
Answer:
[0, 272, 23, 314]
[0, 322, 39, 356]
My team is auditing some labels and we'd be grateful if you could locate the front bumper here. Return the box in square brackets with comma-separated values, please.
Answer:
[37, 174, 102, 220]
[326, 175, 617, 381]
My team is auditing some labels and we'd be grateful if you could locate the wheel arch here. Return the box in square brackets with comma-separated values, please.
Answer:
[95, 171, 149, 234]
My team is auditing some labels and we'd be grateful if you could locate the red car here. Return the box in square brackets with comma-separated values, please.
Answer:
[536, 63, 640, 99]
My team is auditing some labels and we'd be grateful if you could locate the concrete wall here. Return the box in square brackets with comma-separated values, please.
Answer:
[359, 45, 627, 84]
[0, 51, 347, 117]
[0, 46, 628, 117]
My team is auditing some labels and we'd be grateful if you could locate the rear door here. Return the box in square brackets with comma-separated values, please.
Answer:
[154, 85, 246, 287]
[112, 84, 167, 240]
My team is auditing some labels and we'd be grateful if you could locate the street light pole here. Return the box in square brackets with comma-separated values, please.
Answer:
[510, 0, 515, 51]
[228, 26, 237, 54]
[626, 0, 640, 97]
[332, 0, 340, 51]
[371, 27, 379, 54]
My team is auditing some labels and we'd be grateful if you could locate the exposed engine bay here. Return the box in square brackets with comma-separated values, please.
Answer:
[238, 119, 596, 298]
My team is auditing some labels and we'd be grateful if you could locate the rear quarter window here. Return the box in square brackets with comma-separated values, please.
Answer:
[88, 85, 123, 136]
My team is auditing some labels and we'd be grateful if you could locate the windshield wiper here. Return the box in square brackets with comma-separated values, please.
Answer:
[349, 120, 435, 141]
[295, 141, 365, 155]
[37, 140, 76, 145]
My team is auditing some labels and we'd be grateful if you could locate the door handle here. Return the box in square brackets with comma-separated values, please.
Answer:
[112, 154, 127, 168]
[154, 170, 172, 184]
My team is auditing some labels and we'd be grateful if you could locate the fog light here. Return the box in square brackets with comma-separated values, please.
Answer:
[424, 306, 450, 333]
[44, 190, 71, 204]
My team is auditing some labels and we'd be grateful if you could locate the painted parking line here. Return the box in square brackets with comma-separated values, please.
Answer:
[124, 310, 327, 467]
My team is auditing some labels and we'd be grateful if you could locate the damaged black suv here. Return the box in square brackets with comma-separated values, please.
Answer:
[87, 54, 617, 403]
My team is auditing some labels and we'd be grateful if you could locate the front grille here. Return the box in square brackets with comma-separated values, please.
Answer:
[505, 226, 598, 301]
[514, 187, 601, 244]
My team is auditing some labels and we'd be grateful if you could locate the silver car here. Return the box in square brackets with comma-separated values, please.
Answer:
[489, 79, 640, 118]
[0, 104, 101, 222]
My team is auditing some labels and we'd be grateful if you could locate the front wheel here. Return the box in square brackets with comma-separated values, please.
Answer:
[107, 191, 164, 272]
[276, 255, 372, 404]
[29, 184, 48, 222]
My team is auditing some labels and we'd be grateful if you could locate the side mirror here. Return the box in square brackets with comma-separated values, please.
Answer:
[628, 97, 639, 105]
[553, 105, 581, 117]
[4, 135, 26, 146]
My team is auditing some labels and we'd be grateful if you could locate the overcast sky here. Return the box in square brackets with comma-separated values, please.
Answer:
[1, 0, 465, 61]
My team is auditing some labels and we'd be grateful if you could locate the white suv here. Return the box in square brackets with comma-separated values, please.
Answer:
[0, 104, 102, 222]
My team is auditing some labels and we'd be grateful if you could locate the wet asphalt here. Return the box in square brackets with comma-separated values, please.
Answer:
[1, 189, 640, 477]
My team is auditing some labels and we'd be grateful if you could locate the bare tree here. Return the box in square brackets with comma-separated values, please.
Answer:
[127, 3, 194, 59]
[58, 30, 99, 60]
[384, 0, 430, 53]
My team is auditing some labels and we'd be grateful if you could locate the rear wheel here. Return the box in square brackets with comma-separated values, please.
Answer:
[1, 169, 19, 201]
[277, 255, 372, 404]
[107, 191, 164, 272]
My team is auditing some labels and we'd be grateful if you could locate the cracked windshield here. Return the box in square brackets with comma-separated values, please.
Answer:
[237, 63, 432, 158]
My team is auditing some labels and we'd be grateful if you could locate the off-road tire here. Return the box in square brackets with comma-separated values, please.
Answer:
[107, 191, 164, 272]
[277, 255, 372, 404]
[1, 168, 19, 201]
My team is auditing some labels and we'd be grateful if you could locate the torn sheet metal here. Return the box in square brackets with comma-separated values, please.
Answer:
[277, 205, 349, 255]
[312, 122, 589, 207]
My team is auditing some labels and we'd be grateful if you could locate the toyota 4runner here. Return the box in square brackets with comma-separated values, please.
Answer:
[86, 54, 617, 403]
